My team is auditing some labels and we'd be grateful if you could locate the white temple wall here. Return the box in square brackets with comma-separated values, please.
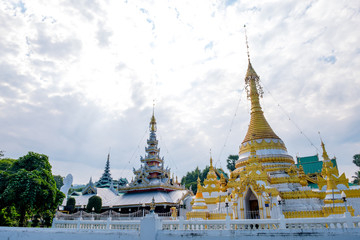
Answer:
[347, 198, 360, 216]
[1, 227, 360, 240]
[282, 198, 323, 212]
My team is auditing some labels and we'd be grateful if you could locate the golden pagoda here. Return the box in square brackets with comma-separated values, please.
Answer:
[233, 59, 294, 175]
[190, 35, 360, 219]
[186, 178, 210, 220]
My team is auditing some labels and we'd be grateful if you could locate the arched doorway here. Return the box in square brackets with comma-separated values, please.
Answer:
[244, 188, 260, 219]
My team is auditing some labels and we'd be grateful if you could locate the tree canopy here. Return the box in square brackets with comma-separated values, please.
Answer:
[352, 154, 360, 184]
[0, 152, 65, 227]
[226, 155, 238, 172]
[0, 158, 16, 171]
[53, 175, 64, 190]
[353, 154, 360, 167]
[181, 165, 227, 194]
[181, 166, 209, 194]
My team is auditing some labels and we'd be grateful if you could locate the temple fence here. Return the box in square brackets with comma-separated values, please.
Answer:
[52, 212, 360, 230]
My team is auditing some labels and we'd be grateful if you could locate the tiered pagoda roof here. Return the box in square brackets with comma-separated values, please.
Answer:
[118, 110, 185, 193]
[96, 153, 113, 188]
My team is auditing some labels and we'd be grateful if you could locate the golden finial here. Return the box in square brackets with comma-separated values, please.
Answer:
[150, 100, 157, 132]
[209, 148, 213, 170]
[244, 25, 250, 63]
[318, 132, 330, 160]
[197, 176, 202, 192]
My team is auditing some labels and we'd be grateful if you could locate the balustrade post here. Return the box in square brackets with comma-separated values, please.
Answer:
[225, 215, 231, 230]
[344, 211, 354, 228]
[106, 217, 111, 229]
[179, 216, 184, 230]
[77, 219, 81, 229]
[279, 214, 286, 229]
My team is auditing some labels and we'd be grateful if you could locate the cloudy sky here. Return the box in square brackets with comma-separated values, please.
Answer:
[0, 0, 359, 184]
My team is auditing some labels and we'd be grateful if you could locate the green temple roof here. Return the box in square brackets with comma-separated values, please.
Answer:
[296, 154, 338, 175]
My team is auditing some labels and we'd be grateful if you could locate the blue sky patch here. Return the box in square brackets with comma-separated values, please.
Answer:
[225, 0, 237, 6]
[319, 55, 337, 64]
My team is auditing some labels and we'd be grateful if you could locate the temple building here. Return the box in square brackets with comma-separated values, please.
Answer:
[61, 111, 191, 213]
[189, 54, 360, 219]
[114, 110, 192, 212]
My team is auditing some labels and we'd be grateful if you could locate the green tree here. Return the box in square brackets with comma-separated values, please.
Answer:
[53, 175, 64, 190]
[0, 150, 4, 159]
[353, 154, 360, 167]
[181, 166, 212, 194]
[86, 196, 102, 213]
[65, 197, 76, 213]
[0, 152, 65, 226]
[0, 206, 19, 226]
[226, 155, 238, 172]
[0, 158, 16, 171]
[352, 154, 360, 184]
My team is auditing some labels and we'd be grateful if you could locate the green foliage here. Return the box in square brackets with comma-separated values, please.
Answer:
[0, 206, 19, 226]
[0, 158, 16, 171]
[66, 197, 76, 213]
[0, 152, 65, 227]
[226, 155, 238, 172]
[86, 196, 102, 213]
[352, 154, 360, 184]
[53, 175, 64, 190]
[181, 166, 210, 194]
[0, 150, 3, 159]
[353, 171, 360, 185]
[31, 214, 40, 227]
[353, 154, 360, 167]
[42, 210, 53, 227]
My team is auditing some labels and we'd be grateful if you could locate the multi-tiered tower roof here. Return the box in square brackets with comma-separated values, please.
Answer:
[118, 110, 184, 193]
[96, 153, 113, 188]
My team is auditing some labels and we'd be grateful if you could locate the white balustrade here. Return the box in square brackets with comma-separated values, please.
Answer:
[53, 212, 360, 232]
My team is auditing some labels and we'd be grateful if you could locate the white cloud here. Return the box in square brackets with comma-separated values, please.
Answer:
[0, 0, 359, 184]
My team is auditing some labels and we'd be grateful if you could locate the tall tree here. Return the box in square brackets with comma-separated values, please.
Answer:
[0, 152, 64, 226]
[353, 154, 360, 167]
[352, 154, 360, 184]
[53, 175, 64, 190]
[226, 155, 239, 172]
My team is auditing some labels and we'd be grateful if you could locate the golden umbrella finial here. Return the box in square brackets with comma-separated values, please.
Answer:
[244, 25, 250, 63]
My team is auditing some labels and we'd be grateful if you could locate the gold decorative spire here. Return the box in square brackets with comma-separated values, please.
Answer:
[150, 102, 157, 132]
[197, 177, 202, 194]
[209, 149, 214, 171]
[321, 140, 330, 161]
[242, 26, 280, 143]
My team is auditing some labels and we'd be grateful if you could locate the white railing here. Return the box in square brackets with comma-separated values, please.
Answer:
[56, 210, 152, 220]
[53, 219, 141, 230]
[161, 213, 360, 231]
[53, 212, 360, 231]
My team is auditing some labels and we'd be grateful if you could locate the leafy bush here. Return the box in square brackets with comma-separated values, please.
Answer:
[86, 196, 102, 213]
[66, 197, 76, 213]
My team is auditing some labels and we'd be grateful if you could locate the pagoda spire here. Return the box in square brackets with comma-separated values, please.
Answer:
[150, 101, 157, 132]
[242, 25, 280, 143]
[96, 152, 113, 188]
[209, 149, 214, 171]
[118, 107, 185, 193]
